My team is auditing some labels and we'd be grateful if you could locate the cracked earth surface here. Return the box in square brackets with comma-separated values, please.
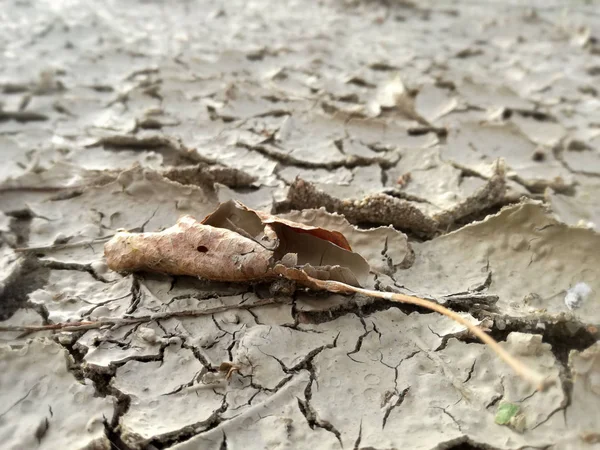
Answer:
[1, 0, 600, 449]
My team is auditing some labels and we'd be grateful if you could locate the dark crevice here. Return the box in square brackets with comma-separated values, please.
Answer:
[104, 391, 133, 450]
[464, 359, 477, 383]
[353, 420, 362, 450]
[38, 259, 111, 284]
[480, 315, 599, 368]
[237, 142, 397, 171]
[0, 256, 50, 320]
[7, 210, 33, 246]
[0, 110, 48, 122]
[25, 300, 50, 324]
[181, 339, 215, 371]
[432, 406, 463, 433]
[382, 386, 410, 430]
[293, 293, 435, 326]
[219, 433, 228, 450]
[226, 332, 237, 362]
[347, 315, 371, 362]
[59, 332, 88, 382]
[297, 359, 343, 448]
[146, 397, 228, 449]
[440, 437, 509, 450]
[125, 276, 142, 314]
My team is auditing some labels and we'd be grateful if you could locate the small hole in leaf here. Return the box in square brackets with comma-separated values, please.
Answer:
[197, 245, 208, 253]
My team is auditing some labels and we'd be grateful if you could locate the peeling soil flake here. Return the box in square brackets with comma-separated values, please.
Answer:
[1, 0, 600, 449]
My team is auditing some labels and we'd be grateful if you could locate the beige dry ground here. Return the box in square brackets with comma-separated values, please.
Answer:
[1, 1, 600, 449]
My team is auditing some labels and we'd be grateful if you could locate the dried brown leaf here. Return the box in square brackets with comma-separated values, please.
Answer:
[105, 215, 275, 282]
[202, 200, 352, 250]
[105, 200, 370, 285]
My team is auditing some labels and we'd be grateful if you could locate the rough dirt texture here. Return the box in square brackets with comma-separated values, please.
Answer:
[1, 1, 600, 449]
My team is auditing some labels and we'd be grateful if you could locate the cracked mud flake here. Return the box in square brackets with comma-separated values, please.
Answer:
[560, 141, 600, 176]
[112, 342, 225, 446]
[62, 145, 165, 172]
[0, 308, 48, 342]
[152, 294, 285, 367]
[397, 202, 600, 322]
[442, 122, 573, 192]
[414, 84, 459, 123]
[233, 324, 338, 391]
[278, 166, 353, 187]
[28, 269, 131, 322]
[385, 147, 493, 214]
[23, 166, 217, 260]
[215, 183, 284, 212]
[375, 333, 565, 449]
[0, 338, 113, 449]
[171, 372, 341, 450]
[81, 322, 164, 369]
[437, 334, 564, 440]
[302, 309, 483, 448]
[547, 175, 600, 231]
[192, 137, 278, 185]
[0, 136, 30, 184]
[509, 113, 566, 148]
[160, 315, 235, 368]
[457, 78, 531, 111]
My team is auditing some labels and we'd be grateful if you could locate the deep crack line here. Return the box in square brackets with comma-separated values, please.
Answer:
[294, 352, 344, 448]
[347, 315, 371, 363]
[382, 386, 410, 430]
[431, 406, 463, 433]
[0, 381, 40, 419]
[38, 259, 112, 284]
[353, 420, 362, 450]
[146, 395, 229, 449]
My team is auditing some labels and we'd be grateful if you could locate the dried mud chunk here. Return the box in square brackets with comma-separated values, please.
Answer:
[112, 344, 221, 445]
[546, 175, 600, 231]
[432, 162, 506, 227]
[443, 122, 574, 192]
[28, 269, 131, 322]
[398, 202, 600, 321]
[287, 178, 438, 236]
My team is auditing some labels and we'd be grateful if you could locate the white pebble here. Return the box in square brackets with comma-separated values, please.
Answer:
[564, 282, 592, 310]
[137, 327, 158, 343]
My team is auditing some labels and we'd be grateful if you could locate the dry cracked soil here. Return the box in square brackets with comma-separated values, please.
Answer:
[1, 0, 600, 449]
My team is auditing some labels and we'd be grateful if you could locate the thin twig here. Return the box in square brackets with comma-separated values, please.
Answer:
[0, 298, 280, 333]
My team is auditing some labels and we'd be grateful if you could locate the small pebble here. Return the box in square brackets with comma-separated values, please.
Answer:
[564, 282, 592, 310]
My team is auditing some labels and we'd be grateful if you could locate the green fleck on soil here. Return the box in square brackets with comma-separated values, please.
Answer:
[495, 402, 520, 425]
